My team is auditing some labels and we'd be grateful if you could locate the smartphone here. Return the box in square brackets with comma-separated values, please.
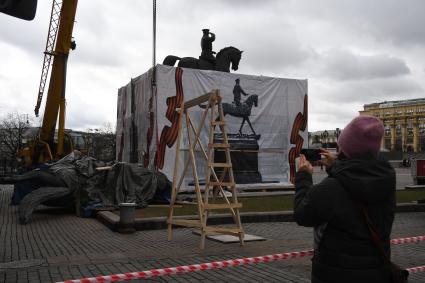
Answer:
[300, 148, 321, 162]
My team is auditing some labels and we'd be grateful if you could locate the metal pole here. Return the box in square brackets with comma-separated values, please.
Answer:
[152, 0, 156, 69]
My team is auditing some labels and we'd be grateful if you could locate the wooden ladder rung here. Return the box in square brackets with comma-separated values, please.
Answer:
[209, 162, 232, 168]
[203, 203, 242, 210]
[207, 181, 235, 187]
[168, 219, 202, 228]
[203, 226, 244, 235]
[211, 121, 226, 126]
[208, 143, 230, 148]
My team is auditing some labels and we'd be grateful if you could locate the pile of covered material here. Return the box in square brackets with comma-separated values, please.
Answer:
[8, 151, 171, 224]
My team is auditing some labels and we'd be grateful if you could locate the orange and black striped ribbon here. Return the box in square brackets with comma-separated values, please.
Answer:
[288, 94, 308, 183]
[154, 67, 184, 169]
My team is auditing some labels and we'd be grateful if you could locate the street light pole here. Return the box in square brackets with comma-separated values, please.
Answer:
[335, 128, 340, 151]
[322, 130, 329, 149]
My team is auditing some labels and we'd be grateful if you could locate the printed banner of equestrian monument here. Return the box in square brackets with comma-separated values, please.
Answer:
[116, 64, 308, 184]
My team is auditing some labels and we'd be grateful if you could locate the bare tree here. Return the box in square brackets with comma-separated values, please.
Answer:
[0, 113, 32, 159]
[86, 123, 116, 161]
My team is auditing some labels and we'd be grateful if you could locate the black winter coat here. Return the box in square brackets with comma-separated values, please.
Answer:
[294, 157, 396, 283]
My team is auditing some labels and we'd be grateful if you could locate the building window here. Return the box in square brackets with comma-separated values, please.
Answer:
[396, 125, 401, 136]
[407, 125, 413, 136]
[395, 138, 402, 151]
[384, 138, 391, 150]
[384, 125, 391, 136]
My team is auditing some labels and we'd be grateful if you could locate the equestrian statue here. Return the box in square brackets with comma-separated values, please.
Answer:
[200, 94, 259, 138]
[222, 94, 259, 138]
[162, 29, 243, 72]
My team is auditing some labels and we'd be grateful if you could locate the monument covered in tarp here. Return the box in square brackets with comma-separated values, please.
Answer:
[7, 151, 171, 223]
[116, 64, 308, 185]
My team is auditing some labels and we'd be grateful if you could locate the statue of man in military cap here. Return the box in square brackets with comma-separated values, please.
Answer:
[233, 78, 249, 106]
[200, 28, 216, 64]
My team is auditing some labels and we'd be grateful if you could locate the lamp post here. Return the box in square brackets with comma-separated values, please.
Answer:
[322, 130, 329, 148]
[335, 128, 341, 151]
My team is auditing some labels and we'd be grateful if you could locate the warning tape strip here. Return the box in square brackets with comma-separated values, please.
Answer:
[390, 235, 425, 244]
[59, 235, 425, 283]
[406, 265, 425, 274]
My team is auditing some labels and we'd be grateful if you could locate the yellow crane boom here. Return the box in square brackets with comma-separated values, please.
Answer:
[21, 0, 78, 167]
[38, 0, 77, 157]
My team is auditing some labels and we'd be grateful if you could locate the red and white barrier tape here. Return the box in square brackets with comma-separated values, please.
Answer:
[60, 250, 314, 283]
[406, 265, 425, 274]
[59, 235, 425, 283]
[390, 235, 425, 245]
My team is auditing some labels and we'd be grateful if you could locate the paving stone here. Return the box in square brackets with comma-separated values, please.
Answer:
[1, 184, 425, 282]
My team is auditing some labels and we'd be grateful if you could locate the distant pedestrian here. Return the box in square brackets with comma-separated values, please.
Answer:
[294, 115, 404, 283]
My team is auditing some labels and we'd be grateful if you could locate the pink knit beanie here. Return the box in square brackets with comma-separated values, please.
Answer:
[337, 115, 384, 159]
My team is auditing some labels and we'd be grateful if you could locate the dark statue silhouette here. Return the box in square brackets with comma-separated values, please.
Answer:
[202, 94, 259, 138]
[211, 94, 262, 183]
[200, 28, 216, 64]
[163, 46, 243, 72]
[222, 94, 259, 137]
[233, 78, 248, 106]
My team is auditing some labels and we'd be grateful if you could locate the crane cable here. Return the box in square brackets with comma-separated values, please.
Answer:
[152, 0, 156, 71]
[152, 0, 159, 170]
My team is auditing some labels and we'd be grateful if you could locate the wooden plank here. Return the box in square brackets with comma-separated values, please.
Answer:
[175, 201, 198, 205]
[239, 186, 294, 192]
[204, 226, 243, 234]
[149, 204, 181, 208]
[203, 203, 242, 210]
[193, 230, 265, 242]
[184, 91, 218, 109]
[209, 162, 232, 168]
[168, 219, 202, 227]
[211, 120, 226, 126]
[207, 181, 235, 187]
[208, 143, 230, 148]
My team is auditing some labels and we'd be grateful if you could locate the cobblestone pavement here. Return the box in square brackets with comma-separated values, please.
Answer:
[1, 185, 424, 283]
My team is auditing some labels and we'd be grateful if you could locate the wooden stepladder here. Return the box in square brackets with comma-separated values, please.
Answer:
[167, 90, 244, 249]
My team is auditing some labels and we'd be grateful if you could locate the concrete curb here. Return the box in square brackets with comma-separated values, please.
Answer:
[405, 185, 425, 190]
[96, 203, 425, 232]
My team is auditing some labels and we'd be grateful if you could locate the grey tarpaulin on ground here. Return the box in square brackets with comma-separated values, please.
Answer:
[15, 151, 171, 223]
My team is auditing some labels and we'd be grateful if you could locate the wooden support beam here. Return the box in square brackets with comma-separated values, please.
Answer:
[183, 90, 219, 109]
[203, 203, 242, 210]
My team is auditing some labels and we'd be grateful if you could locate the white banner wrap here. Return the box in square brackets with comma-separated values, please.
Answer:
[116, 65, 308, 185]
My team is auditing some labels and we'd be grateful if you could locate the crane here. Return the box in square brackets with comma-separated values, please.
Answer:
[8, 0, 158, 168]
[20, 0, 78, 167]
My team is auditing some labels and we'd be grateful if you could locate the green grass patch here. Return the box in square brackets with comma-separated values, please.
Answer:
[115, 190, 425, 219]
[396, 189, 425, 203]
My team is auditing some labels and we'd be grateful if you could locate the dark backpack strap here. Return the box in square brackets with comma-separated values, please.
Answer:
[356, 204, 390, 264]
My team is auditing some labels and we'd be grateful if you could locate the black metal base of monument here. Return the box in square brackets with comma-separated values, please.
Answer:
[213, 133, 262, 184]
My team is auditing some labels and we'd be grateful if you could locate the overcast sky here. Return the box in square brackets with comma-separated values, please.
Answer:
[0, 0, 424, 132]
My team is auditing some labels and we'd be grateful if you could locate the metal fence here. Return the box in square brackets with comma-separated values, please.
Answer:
[0, 158, 19, 176]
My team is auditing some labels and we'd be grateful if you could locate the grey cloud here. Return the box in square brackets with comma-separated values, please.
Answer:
[320, 76, 422, 106]
[1, 0, 424, 133]
[296, 0, 425, 47]
[67, 110, 106, 130]
[307, 98, 359, 130]
[225, 19, 313, 74]
[321, 49, 410, 81]
[0, 10, 46, 57]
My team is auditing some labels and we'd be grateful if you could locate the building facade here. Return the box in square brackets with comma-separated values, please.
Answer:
[308, 129, 341, 148]
[360, 98, 425, 152]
